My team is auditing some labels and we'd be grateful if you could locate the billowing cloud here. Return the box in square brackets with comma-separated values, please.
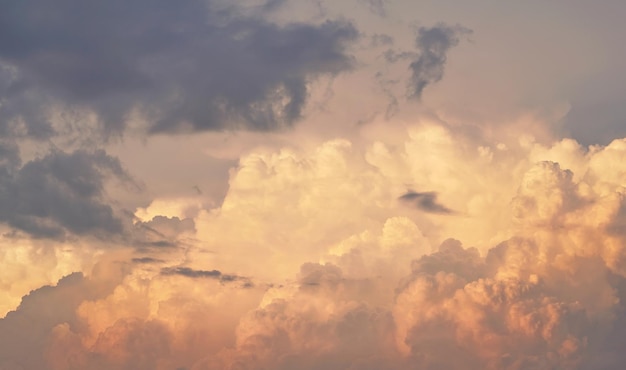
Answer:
[192, 263, 401, 370]
[1, 122, 626, 369]
[0, 0, 357, 137]
[0, 261, 127, 370]
[21, 256, 265, 370]
[132, 215, 195, 250]
[4, 1, 626, 369]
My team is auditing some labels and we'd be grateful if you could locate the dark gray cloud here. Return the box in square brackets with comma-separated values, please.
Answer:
[408, 24, 470, 99]
[161, 267, 222, 278]
[0, 146, 132, 238]
[137, 240, 178, 248]
[132, 257, 165, 264]
[398, 190, 453, 214]
[0, 0, 358, 138]
[161, 266, 251, 286]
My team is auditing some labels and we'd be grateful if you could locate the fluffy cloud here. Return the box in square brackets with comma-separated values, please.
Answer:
[192, 263, 400, 370]
[5, 1, 626, 368]
[394, 240, 592, 369]
[3, 123, 626, 369]
[0, 259, 127, 370]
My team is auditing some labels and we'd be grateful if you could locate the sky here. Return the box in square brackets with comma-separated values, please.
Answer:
[2, 0, 626, 369]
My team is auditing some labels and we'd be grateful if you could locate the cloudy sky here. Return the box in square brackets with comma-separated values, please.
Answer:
[2, 0, 626, 369]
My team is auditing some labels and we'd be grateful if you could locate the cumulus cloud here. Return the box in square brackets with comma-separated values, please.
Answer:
[0, 261, 127, 370]
[0, 0, 358, 137]
[38, 258, 264, 370]
[131, 215, 195, 250]
[5, 123, 626, 369]
[394, 239, 593, 369]
[191, 262, 401, 370]
[5, 1, 626, 368]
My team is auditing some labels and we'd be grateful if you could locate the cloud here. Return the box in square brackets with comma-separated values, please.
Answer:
[388, 137, 626, 368]
[192, 263, 401, 370]
[73, 318, 173, 370]
[5, 2, 626, 368]
[132, 215, 196, 250]
[38, 258, 264, 370]
[0, 0, 358, 138]
[161, 266, 250, 286]
[398, 190, 454, 214]
[392, 237, 620, 369]
[0, 262, 126, 370]
[408, 24, 470, 99]
[5, 121, 626, 368]
[131, 257, 164, 264]
[0, 147, 134, 238]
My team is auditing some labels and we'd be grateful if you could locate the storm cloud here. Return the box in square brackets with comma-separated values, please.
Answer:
[0, 0, 358, 137]
[0, 146, 132, 238]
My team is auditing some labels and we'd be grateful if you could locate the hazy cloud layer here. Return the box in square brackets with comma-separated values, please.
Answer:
[0, 0, 357, 137]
